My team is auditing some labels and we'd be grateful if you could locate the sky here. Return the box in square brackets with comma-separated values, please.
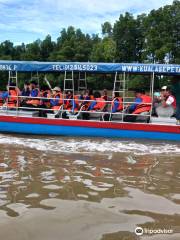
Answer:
[0, 0, 174, 45]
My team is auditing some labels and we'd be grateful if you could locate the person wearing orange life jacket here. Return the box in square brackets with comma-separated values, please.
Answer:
[0, 83, 20, 109]
[49, 87, 63, 110]
[132, 92, 152, 114]
[79, 89, 94, 110]
[124, 89, 151, 114]
[111, 92, 123, 113]
[64, 91, 79, 112]
[88, 91, 106, 111]
[25, 81, 40, 107]
[124, 89, 152, 122]
[39, 85, 52, 108]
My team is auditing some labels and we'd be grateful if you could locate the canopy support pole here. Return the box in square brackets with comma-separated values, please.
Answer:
[149, 72, 155, 122]
[8, 70, 19, 113]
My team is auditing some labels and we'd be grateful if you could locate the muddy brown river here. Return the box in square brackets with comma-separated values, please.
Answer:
[0, 134, 180, 240]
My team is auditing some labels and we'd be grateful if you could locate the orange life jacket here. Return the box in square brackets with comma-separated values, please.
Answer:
[27, 88, 40, 106]
[59, 93, 64, 105]
[112, 97, 123, 111]
[90, 95, 94, 100]
[7, 89, 18, 108]
[133, 95, 152, 114]
[93, 97, 106, 110]
[74, 95, 79, 105]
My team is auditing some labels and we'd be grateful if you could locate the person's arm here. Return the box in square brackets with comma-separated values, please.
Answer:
[50, 95, 60, 106]
[31, 89, 39, 97]
[54, 95, 60, 106]
[1, 92, 9, 99]
[162, 96, 174, 107]
[112, 99, 119, 113]
[88, 100, 97, 110]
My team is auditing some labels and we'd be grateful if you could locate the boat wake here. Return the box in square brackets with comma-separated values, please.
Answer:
[0, 134, 179, 155]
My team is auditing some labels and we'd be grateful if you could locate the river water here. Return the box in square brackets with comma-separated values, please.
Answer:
[0, 134, 179, 240]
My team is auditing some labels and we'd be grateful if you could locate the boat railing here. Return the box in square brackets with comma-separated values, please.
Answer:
[0, 94, 152, 122]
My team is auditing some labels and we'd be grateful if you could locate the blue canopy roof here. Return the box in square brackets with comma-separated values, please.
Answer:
[0, 60, 180, 74]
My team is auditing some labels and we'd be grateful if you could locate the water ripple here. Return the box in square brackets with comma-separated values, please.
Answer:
[0, 134, 179, 155]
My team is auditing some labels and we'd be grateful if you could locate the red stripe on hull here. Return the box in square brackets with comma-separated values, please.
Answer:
[0, 115, 179, 134]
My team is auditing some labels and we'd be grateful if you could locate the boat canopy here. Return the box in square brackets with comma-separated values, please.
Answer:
[0, 60, 180, 74]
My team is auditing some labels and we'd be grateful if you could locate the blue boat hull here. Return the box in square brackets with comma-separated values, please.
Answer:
[0, 121, 179, 141]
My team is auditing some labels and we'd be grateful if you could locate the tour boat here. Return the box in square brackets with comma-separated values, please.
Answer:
[0, 60, 179, 141]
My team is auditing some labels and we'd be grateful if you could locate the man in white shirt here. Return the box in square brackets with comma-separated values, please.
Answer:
[155, 86, 176, 117]
[161, 86, 176, 109]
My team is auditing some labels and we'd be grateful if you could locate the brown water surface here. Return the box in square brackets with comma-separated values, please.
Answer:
[0, 134, 180, 240]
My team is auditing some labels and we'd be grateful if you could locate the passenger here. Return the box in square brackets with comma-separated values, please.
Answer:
[111, 92, 123, 113]
[88, 91, 106, 111]
[125, 89, 152, 114]
[102, 89, 108, 101]
[21, 81, 30, 105]
[22, 81, 40, 107]
[21, 81, 30, 97]
[88, 89, 94, 101]
[40, 85, 51, 108]
[171, 76, 180, 124]
[161, 86, 176, 108]
[80, 89, 94, 110]
[124, 89, 152, 122]
[155, 86, 176, 117]
[0, 83, 20, 109]
[49, 87, 63, 110]
[64, 91, 78, 112]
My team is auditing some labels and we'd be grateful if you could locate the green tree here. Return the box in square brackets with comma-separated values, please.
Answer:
[0, 40, 14, 59]
[102, 21, 113, 37]
[90, 37, 116, 62]
[13, 43, 26, 60]
[143, 0, 180, 63]
[56, 26, 93, 61]
[113, 12, 141, 62]
[40, 35, 55, 61]
[21, 39, 42, 60]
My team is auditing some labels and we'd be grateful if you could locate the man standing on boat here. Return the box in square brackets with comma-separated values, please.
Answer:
[171, 76, 180, 124]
